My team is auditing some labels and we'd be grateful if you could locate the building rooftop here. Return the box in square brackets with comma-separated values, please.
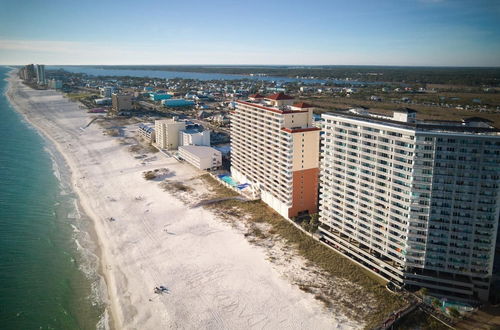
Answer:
[179, 145, 220, 158]
[266, 92, 294, 100]
[139, 123, 155, 133]
[394, 107, 418, 114]
[183, 128, 206, 135]
[323, 110, 500, 135]
[236, 100, 309, 114]
[292, 102, 314, 108]
[462, 117, 493, 123]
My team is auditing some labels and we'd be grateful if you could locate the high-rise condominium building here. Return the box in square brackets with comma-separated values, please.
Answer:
[230, 93, 320, 218]
[111, 93, 133, 113]
[36, 64, 46, 85]
[19, 64, 36, 81]
[319, 108, 500, 302]
[154, 118, 186, 150]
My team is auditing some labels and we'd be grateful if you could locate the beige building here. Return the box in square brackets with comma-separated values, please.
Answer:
[231, 93, 320, 219]
[319, 109, 500, 302]
[154, 118, 186, 150]
[112, 93, 133, 112]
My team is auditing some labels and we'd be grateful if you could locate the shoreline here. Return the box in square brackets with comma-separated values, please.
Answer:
[6, 70, 358, 329]
[5, 69, 120, 329]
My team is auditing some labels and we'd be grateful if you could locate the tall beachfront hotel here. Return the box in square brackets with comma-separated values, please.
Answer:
[319, 108, 500, 302]
[230, 93, 320, 219]
[35, 64, 46, 85]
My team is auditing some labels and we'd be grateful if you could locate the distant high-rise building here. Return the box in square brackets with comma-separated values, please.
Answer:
[319, 109, 500, 302]
[19, 64, 36, 81]
[35, 64, 46, 85]
[230, 93, 320, 218]
[100, 86, 114, 98]
[111, 93, 132, 113]
[26, 64, 36, 80]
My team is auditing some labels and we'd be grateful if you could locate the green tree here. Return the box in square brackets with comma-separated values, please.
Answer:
[309, 213, 320, 233]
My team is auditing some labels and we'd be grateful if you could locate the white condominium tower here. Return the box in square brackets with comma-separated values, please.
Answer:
[231, 93, 320, 219]
[319, 108, 500, 302]
[36, 64, 46, 85]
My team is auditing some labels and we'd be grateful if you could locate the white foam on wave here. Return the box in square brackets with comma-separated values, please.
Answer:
[73, 232, 110, 328]
[45, 146, 62, 182]
[72, 199, 82, 219]
[58, 187, 109, 328]
[8, 73, 109, 329]
[96, 307, 110, 330]
[70, 224, 80, 233]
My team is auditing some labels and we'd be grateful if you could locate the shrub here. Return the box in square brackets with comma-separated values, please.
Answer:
[448, 307, 460, 318]
[143, 171, 156, 180]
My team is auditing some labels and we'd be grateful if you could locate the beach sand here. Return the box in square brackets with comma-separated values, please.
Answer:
[6, 72, 359, 329]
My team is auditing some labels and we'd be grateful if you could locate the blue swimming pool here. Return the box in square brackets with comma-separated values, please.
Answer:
[219, 175, 238, 186]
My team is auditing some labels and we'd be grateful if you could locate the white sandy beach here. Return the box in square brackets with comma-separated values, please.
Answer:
[6, 72, 359, 330]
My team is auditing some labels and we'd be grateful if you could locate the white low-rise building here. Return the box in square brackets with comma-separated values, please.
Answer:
[178, 146, 222, 170]
[95, 97, 112, 105]
[179, 129, 210, 146]
[138, 123, 155, 143]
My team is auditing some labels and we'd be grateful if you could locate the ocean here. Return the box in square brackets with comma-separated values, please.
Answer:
[0, 67, 106, 329]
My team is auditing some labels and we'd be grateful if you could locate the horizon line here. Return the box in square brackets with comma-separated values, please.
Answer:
[4, 64, 500, 69]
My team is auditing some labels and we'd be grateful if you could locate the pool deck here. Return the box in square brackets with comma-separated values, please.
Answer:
[211, 173, 259, 200]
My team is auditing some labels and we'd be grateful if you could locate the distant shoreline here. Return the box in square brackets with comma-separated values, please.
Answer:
[5, 70, 117, 329]
[48, 65, 500, 86]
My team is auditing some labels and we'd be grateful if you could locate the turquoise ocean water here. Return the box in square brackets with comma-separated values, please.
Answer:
[0, 67, 105, 329]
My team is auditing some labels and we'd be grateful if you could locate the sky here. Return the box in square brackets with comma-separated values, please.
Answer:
[0, 0, 499, 66]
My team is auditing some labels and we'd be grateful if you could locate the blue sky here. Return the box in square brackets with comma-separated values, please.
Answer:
[0, 0, 499, 66]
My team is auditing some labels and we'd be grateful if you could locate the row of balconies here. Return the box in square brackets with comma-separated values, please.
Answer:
[231, 114, 280, 133]
[320, 217, 407, 265]
[321, 201, 411, 242]
[231, 154, 292, 184]
[232, 109, 281, 126]
[231, 123, 292, 153]
[231, 116, 293, 146]
[320, 177, 413, 218]
[231, 135, 292, 168]
[231, 161, 292, 202]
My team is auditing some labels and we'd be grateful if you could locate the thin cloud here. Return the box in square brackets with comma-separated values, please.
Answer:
[0, 39, 165, 63]
[0, 39, 134, 54]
